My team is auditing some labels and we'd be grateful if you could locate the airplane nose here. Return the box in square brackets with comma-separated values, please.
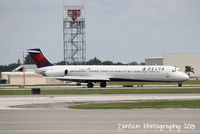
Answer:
[173, 72, 190, 81]
[182, 73, 189, 80]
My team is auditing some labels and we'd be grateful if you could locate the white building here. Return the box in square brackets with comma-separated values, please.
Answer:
[1, 72, 64, 85]
[145, 57, 163, 65]
[163, 53, 200, 78]
[1, 64, 64, 85]
[145, 53, 200, 78]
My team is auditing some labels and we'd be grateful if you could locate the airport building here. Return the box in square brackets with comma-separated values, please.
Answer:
[1, 72, 64, 85]
[145, 53, 200, 78]
[1, 65, 64, 85]
[145, 57, 163, 66]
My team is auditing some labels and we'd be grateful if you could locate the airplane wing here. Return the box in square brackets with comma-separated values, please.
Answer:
[49, 76, 110, 83]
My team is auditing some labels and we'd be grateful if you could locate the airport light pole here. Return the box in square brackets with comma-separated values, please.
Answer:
[7, 49, 27, 86]
[22, 51, 25, 86]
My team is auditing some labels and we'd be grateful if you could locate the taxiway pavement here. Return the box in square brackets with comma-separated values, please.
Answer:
[0, 94, 200, 110]
[0, 85, 200, 90]
[0, 109, 199, 134]
[0, 89, 200, 134]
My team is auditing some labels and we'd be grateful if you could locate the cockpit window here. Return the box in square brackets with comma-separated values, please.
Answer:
[173, 67, 181, 72]
[176, 67, 181, 72]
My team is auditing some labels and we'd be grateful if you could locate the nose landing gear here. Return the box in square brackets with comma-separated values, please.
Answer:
[178, 82, 182, 87]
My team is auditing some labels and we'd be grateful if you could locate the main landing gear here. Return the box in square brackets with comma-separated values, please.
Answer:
[87, 82, 94, 88]
[178, 82, 182, 87]
[100, 82, 107, 88]
[87, 82, 107, 88]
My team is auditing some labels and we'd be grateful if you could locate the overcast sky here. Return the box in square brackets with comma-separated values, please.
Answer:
[0, 0, 200, 65]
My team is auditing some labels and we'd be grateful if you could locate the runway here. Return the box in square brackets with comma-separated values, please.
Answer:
[1, 85, 200, 90]
[0, 93, 200, 133]
[0, 109, 199, 134]
[1, 87, 200, 133]
[0, 94, 200, 110]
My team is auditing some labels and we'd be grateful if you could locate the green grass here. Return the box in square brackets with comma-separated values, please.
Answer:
[29, 84, 77, 86]
[69, 100, 200, 109]
[41, 88, 200, 95]
[183, 80, 200, 84]
[0, 84, 76, 87]
[0, 85, 19, 87]
[0, 88, 200, 95]
[0, 90, 31, 95]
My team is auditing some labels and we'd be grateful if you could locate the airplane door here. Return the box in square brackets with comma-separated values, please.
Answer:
[65, 69, 68, 76]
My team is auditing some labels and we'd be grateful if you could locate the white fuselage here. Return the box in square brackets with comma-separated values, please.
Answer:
[36, 65, 189, 82]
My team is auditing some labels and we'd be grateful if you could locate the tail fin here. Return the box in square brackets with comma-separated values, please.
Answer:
[27, 48, 54, 68]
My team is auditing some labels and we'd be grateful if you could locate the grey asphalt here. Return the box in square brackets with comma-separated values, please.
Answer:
[1, 94, 200, 109]
[0, 85, 200, 134]
[0, 85, 200, 90]
[0, 109, 199, 134]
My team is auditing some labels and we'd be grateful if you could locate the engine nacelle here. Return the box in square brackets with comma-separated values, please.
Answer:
[44, 69, 65, 77]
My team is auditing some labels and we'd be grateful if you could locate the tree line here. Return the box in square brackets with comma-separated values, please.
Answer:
[0, 55, 145, 74]
[57, 57, 145, 66]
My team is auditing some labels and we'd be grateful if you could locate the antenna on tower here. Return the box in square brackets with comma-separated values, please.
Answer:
[63, 0, 86, 65]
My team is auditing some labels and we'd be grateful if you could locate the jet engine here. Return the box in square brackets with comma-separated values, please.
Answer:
[44, 69, 65, 77]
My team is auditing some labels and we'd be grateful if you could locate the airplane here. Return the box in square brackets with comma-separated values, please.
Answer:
[27, 48, 189, 88]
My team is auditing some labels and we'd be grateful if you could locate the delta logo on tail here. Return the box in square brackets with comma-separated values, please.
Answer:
[27, 48, 54, 68]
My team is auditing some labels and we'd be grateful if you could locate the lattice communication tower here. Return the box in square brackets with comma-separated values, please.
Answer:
[63, 2, 86, 64]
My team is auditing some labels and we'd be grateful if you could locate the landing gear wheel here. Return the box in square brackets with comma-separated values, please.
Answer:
[87, 82, 94, 88]
[100, 82, 107, 88]
[178, 82, 182, 87]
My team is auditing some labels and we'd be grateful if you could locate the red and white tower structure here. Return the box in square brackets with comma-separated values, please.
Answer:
[63, 0, 86, 64]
